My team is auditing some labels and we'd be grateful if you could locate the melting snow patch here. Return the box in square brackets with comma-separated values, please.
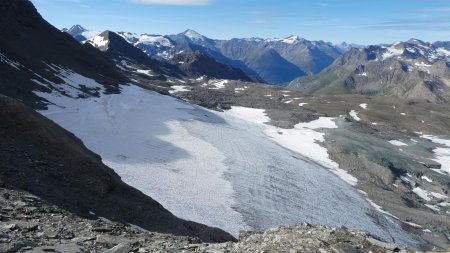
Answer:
[209, 80, 229, 89]
[128, 223, 149, 233]
[0, 53, 23, 70]
[299, 103, 308, 107]
[389, 140, 408, 147]
[225, 107, 357, 186]
[412, 187, 432, 201]
[88, 35, 109, 48]
[265, 117, 358, 186]
[284, 100, 293, 104]
[98, 217, 111, 222]
[224, 106, 270, 125]
[414, 62, 431, 67]
[359, 103, 368, 109]
[382, 45, 404, 60]
[425, 204, 440, 212]
[349, 110, 361, 121]
[169, 85, 190, 94]
[420, 135, 450, 175]
[437, 47, 450, 57]
[135, 69, 156, 77]
[421, 176, 432, 182]
[414, 187, 448, 202]
[402, 221, 422, 228]
[33, 64, 103, 98]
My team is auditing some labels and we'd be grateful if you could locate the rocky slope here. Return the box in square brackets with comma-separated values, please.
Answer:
[289, 39, 450, 103]
[0, 1, 127, 109]
[86, 31, 183, 80]
[169, 51, 256, 82]
[1, 187, 425, 253]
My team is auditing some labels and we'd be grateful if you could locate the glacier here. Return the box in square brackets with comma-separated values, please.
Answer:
[35, 80, 422, 247]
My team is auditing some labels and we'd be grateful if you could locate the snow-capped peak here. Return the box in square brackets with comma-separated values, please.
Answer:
[139, 34, 173, 47]
[67, 24, 87, 35]
[265, 35, 303, 44]
[281, 35, 301, 44]
[183, 29, 204, 41]
[86, 34, 109, 50]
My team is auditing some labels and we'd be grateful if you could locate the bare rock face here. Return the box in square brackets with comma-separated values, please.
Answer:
[2, 187, 436, 253]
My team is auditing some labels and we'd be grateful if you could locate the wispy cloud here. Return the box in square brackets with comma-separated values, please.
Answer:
[422, 8, 450, 12]
[130, 0, 212, 5]
[244, 20, 272, 24]
[366, 16, 450, 30]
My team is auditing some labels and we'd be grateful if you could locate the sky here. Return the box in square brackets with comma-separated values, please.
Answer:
[31, 0, 450, 45]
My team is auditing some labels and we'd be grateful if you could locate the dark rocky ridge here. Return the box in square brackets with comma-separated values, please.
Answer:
[169, 51, 257, 82]
[0, 0, 127, 109]
[89, 30, 183, 79]
[0, 94, 234, 243]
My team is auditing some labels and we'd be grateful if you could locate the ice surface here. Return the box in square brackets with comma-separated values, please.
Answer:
[35, 82, 421, 247]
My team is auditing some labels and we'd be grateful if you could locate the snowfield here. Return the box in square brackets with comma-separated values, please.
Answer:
[34, 77, 421, 247]
[421, 135, 450, 175]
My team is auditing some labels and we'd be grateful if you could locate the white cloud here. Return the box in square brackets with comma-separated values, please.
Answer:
[130, 0, 212, 5]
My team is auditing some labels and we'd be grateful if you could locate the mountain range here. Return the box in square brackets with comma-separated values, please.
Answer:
[289, 39, 450, 103]
[64, 25, 347, 84]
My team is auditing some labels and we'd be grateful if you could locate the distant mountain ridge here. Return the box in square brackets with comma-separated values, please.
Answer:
[64, 25, 349, 84]
[289, 39, 450, 103]
[85, 30, 255, 82]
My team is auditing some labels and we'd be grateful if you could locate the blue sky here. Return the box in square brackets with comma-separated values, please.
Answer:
[31, 0, 450, 44]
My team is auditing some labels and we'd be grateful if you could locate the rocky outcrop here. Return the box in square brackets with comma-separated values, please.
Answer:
[1, 187, 431, 253]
